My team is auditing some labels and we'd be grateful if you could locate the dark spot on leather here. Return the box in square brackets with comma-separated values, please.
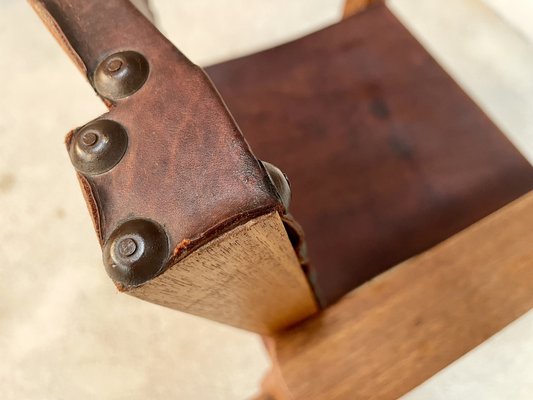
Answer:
[56, 208, 66, 219]
[389, 135, 413, 159]
[370, 98, 390, 119]
[0, 173, 15, 193]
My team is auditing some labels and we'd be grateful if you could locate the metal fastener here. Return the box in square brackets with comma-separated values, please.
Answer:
[103, 219, 169, 287]
[262, 161, 291, 210]
[93, 51, 149, 101]
[68, 119, 128, 176]
[117, 237, 137, 257]
[80, 131, 98, 146]
[106, 58, 123, 73]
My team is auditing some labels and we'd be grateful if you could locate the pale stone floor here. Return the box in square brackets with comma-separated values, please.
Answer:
[0, 1, 532, 399]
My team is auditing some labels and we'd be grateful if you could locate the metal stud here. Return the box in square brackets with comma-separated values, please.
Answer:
[262, 161, 291, 210]
[69, 119, 128, 176]
[93, 51, 149, 100]
[103, 219, 169, 287]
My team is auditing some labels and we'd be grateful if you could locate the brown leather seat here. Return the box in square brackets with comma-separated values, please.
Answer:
[206, 4, 533, 304]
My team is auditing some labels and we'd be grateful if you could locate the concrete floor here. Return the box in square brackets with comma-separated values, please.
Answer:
[0, 1, 532, 399]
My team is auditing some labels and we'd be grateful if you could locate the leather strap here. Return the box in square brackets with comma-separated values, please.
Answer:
[30, 0, 305, 292]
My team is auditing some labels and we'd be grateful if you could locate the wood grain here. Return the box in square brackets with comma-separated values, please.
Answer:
[263, 191, 533, 399]
[129, 212, 318, 334]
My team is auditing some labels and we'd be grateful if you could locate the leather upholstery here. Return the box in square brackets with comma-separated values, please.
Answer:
[207, 4, 533, 304]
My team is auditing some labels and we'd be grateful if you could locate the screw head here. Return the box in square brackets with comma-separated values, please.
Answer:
[106, 58, 123, 73]
[262, 161, 291, 211]
[117, 237, 137, 257]
[103, 219, 169, 287]
[93, 51, 149, 101]
[80, 131, 98, 146]
[69, 119, 128, 176]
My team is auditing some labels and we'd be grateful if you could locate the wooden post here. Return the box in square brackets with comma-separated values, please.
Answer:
[129, 212, 317, 334]
[343, 0, 381, 19]
[30, 0, 318, 334]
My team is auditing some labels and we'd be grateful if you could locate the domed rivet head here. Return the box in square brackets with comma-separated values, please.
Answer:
[262, 161, 291, 210]
[103, 219, 169, 287]
[93, 51, 149, 100]
[69, 119, 128, 176]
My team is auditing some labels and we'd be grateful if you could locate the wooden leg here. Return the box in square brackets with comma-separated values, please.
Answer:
[253, 338, 292, 400]
[343, 0, 381, 18]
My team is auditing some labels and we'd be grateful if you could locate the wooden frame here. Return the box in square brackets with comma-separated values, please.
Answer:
[256, 190, 533, 399]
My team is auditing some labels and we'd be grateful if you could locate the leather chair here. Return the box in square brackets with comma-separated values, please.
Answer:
[29, 1, 533, 398]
